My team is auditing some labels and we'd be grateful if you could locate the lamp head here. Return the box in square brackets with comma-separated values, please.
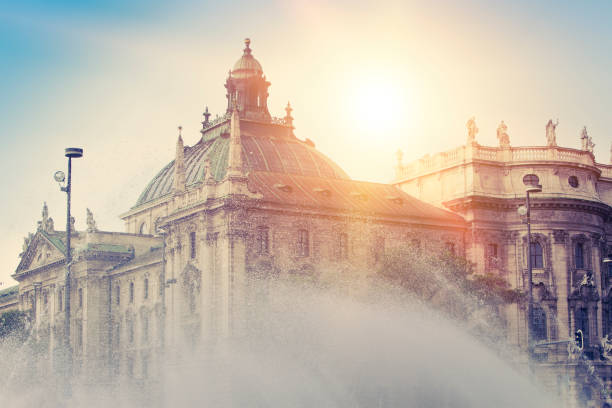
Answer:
[526, 184, 543, 193]
[54, 171, 65, 183]
[65, 147, 83, 158]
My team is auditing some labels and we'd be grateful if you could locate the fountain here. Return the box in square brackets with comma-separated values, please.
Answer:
[0, 278, 559, 408]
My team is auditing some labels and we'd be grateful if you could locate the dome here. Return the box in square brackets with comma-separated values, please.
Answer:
[231, 38, 263, 79]
[135, 122, 350, 207]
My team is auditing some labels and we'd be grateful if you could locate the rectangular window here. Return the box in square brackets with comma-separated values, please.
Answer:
[78, 288, 83, 308]
[130, 282, 134, 303]
[144, 278, 149, 300]
[257, 227, 269, 254]
[530, 242, 544, 269]
[608, 261, 612, 279]
[159, 274, 164, 296]
[445, 242, 455, 255]
[298, 229, 309, 257]
[143, 315, 149, 343]
[58, 289, 63, 311]
[373, 236, 385, 264]
[336, 233, 348, 260]
[577, 307, 589, 347]
[486, 243, 498, 269]
[190, 231, 197, 259]
[128, 319, 134, 344]
[116, 285, 120, 305]
[575, 243, 585, 269]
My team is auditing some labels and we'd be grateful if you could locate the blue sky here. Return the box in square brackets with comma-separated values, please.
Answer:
[1, 0, 612, 285]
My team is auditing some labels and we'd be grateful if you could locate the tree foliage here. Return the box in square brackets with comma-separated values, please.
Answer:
[0, 310, 30, 342]
[376, 244, 521, 340]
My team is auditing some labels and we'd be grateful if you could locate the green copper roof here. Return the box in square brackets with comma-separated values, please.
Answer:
[85, 243, 133, 253]
[0, 285, 18, 299]
[134, 120, 349, 207]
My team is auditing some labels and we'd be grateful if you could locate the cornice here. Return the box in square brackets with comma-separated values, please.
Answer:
[444, 195, 611, 218]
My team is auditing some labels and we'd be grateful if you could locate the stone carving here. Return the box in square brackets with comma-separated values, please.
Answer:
[580, 127, 595, 152]
[21, 232, 34, 256]
[552, 229, 568, 244]
[496, 121, 510, 148]
[86, 208, 98, 232]
[601, 335, 612, 360]
[466, 117, 478, 143]
[580, 271, 595, 288]
[46, 218, 54, 233]
[36, 202, 56, 233]
[545, 119, 558, 147]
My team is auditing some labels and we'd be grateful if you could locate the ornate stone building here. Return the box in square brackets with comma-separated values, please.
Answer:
[9, 40, 466, 387]
[393, 118, 612, 406]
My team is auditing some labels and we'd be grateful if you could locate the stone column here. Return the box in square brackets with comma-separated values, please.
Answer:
[553, 230, 571, 339]
[591, 233, 604, 338]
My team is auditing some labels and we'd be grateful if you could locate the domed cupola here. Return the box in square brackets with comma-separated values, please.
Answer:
[225, 39, 271, 121]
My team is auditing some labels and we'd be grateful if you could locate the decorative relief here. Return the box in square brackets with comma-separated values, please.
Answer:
[552, 230, 568, 244]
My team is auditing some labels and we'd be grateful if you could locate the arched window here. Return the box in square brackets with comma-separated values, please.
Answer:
[139, 222, 148, 235]
[297, 229, 309, 257]
[532, 306, 547, 341]
[129, 282, 134, 303]
[575, 243, 585, 269]
[530, 242, 544, 268]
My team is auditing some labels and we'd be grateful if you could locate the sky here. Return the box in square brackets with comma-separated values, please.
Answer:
[1, 0, 611, 286]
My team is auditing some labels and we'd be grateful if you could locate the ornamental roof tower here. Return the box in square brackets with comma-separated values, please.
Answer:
[225, 38, 271, 121]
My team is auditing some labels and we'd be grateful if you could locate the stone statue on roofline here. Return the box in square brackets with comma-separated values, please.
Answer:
[86, 208, 98, 232]
[580, 127, 595, 153]
[466, 117, 478, 144]
[496, 121, 510, 148]
[545, 119, 558, 147]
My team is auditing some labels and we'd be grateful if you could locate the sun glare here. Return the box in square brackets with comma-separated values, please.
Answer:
[348, 76, 410, 134]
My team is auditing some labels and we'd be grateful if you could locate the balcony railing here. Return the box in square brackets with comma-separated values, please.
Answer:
[395, 143, 608, 180]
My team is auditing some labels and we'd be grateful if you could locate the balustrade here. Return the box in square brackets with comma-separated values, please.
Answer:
[396, 143, 607, 180]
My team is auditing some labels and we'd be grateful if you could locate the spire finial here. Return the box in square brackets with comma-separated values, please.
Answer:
[174, 126, 186, 193]
[244, 38, 252, 55]
[284, 101, 294, 129]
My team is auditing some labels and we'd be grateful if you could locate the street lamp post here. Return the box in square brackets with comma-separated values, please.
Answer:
[518, 174, 542, 353]
[54, 147, 83, 396]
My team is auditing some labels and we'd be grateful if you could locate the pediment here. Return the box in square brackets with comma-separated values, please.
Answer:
[16, 231, 66, 274]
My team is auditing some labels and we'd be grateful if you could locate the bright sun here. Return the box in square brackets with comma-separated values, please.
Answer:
[348, 76, 410, 134]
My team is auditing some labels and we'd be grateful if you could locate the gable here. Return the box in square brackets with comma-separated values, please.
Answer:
[15, 231, 66, 274]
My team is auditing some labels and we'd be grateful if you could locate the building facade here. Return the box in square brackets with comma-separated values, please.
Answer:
[9, 40, 466, 390]
[393, 119, 612, 406]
